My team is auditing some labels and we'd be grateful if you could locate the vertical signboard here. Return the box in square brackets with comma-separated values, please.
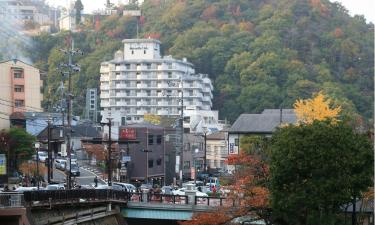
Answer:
[0, 154, 6, 175]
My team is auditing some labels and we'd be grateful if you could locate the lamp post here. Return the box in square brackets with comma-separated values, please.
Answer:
[34, 142, 40, 190]
[203, 127, 208, 174]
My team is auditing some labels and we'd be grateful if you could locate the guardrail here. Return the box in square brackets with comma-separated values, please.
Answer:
[128, 192, 235, 206]
[23, 189, 129, 207]
[0, 192, 25, 208]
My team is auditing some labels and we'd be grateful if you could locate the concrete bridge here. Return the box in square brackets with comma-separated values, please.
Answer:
[0, 190, 235, 225]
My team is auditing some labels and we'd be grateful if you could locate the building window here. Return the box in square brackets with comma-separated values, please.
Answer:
[15, 100, 24, 107]
[148, 159, 153, 168]
[14, 72, 23, 78]
[121, 117, 126, 126]
[125, 64, 130, 69]
[235, 138, 239, 146]
[168, 72, 172, 79]
[144, 50, 146, 54]
[148, 134, 154, 145]
[131, 50, 134, 54]
[157, 158, 162, 166]
[146, 63, 151, 69]
[157, 135, 162, 144]
[14, 85, 24, 92]
[183, 161, 190, 170]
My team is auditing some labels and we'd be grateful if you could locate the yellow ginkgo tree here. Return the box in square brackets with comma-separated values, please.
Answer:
[293, 91, 341, 124]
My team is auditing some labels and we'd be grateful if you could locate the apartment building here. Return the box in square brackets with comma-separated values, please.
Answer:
[100, 38, 214, 138]
[0, 59, 43, 129]
[0, 0, 51, 25]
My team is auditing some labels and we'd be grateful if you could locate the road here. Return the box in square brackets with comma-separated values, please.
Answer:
[49, 167, 106, 186]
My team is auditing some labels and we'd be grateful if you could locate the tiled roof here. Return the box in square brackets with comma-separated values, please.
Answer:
[229, 109, 296, 134]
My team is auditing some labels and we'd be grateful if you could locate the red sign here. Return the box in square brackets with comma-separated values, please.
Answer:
[119, 128, 136, 140]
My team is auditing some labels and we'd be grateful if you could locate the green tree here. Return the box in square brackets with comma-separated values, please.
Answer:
[74, 0, 84, 25]
[0, 128, 36, 174]
[270, 121, 373, 225]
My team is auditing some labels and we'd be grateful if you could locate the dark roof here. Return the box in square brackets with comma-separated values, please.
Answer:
[121, 122, 164, 129]
[71, 125, 101, 138]
[229, 109, 296, 134]
[207, 131, 226, 140]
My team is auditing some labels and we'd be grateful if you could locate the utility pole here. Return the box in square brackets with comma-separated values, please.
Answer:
[203, 130, 207, 174]
[101, 118, 113, 186]
[59, 37, 83, 189]
[47, 118, 51, 183]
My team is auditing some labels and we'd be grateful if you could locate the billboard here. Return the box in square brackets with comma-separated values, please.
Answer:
[119, 128, 137, 140]
[0, 154, 6, 175]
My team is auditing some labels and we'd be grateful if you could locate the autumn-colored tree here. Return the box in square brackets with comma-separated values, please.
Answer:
[144, 113, 161, 125]
[19, 161, 47, 177]
[184, 136, 271, 225]
[179, 210, 232, 225]
[293, 91, 341, 124]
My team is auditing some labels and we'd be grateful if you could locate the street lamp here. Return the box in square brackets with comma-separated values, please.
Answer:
[34, 142, 40, 190]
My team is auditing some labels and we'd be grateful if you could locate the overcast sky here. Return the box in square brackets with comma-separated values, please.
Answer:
[46, 0, 374, 23]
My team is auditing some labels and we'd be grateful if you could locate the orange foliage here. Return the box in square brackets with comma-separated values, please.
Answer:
[19, 161, 47, 177]
[334, 27, 343, 38]
[310, 0, 329, 16]
[144, 33, 161, 39]
[179, 210, 231, 225]
[201, 5, 218, 21]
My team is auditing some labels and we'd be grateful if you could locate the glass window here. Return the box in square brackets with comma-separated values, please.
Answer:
[157, 135, 162, 144]
[14, 72, 23, 78]
[156, 158, 162, 166]
[148, 159, 153, 168]
[14, 85, 24, 92]
[15, 100, 24, 107]
[235, 138, 239, 146]
[148, 134, 154, 145]
[183, 161, 190, 169]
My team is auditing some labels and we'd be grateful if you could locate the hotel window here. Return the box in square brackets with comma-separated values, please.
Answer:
[157, 158, 162, 166]
[15, 100, 24, 107]
[14, 85, 24, 92]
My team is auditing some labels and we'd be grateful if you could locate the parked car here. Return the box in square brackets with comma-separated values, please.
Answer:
[15, 187, 38, 192]
[140, 183, 152, 191]
[33, 151, 48, 162]
[113, 182, 136, 192]
[54, 159, 67, 170]
[65, 163, 80, 177]
[172, 188, 208, 197]
[161, 186, 173, 195]
[46, 184, 65, 190]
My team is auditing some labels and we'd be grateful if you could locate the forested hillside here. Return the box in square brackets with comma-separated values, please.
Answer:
[29, 0, 374, 123]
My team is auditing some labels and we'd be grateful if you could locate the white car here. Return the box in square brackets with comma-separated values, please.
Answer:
[46, 184, 65, 190]
[113, 182, 137, 192]
[54, 159, 67, 170]
[15, 186, 38, 192]
[33, 151, 48, 162]
[172, 188, 208, 197]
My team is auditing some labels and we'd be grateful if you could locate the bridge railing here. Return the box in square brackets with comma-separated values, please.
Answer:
[23, 189, 129, 207]
[128, 192, 235, 206]
[0, 192, 25, 208]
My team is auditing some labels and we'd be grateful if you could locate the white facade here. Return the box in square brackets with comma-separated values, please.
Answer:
[0, 0, 51, 25]
[100, 39, 214, 138]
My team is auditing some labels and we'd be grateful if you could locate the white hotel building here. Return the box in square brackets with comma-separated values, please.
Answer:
[100, 39, 220, 138]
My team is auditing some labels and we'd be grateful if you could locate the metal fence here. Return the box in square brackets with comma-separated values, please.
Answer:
[0, 192, 25, 208]
[23, 189, 129, 206]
